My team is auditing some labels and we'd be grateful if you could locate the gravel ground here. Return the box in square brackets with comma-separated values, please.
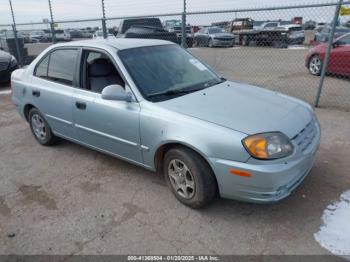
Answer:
[0, 90, 349, 256]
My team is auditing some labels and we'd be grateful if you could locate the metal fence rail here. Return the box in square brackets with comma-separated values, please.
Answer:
[0, 0, 349, 110]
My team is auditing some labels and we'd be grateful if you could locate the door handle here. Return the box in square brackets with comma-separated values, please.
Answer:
[32, 90, 40, 97]
[75, 101, 87, 110]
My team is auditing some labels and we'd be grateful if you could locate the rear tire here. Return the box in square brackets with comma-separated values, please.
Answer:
[163, 147, 217, 209]
[29, 108, 58, 146]
[308, 55, 323, 76]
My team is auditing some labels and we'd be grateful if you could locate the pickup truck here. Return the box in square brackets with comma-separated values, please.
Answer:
[117, 18, 178, 44]
[228, 18, 289, 48]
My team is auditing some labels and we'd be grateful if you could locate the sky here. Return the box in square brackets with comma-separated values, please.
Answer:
[0, 0, 347, 30]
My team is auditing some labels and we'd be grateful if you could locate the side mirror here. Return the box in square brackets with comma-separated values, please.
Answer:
[101, 85, 132, 102]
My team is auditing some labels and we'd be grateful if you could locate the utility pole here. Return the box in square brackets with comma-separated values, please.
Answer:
[48, 0, 56, 43]
[101, 0, 107, 39]
[181, 0, 187, 48]
[8, 0, 22, 66]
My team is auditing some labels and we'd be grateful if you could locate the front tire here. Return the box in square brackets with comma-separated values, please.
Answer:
[308, 55, 323, 76]
[29, 108, 57, 146]
[163, 147, 217, 208]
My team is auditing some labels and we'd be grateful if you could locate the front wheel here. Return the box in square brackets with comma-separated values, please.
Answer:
[29, 108, 57, 146]
[308, 55, 323, 76]
[163, 147, 217, 208]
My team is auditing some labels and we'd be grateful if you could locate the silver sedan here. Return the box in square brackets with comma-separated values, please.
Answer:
[11, 39, 320, 208]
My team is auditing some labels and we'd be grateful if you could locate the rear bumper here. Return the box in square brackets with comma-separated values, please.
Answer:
[209, 119, 320, 203]
[288, 36, 305, 44]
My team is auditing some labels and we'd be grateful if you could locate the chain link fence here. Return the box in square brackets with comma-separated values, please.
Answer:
[0, 0, 349, 110]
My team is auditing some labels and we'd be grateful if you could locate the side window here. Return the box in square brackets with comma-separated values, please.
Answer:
[339, 34, 350, 45]
[47, 49, 78, 86]
[34, 55, 50, 78]
[82, 50, 125, 94]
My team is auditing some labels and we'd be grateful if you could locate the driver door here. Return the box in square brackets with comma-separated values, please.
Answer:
[72, 48, 143, 163]
[328, 34, 350, 75]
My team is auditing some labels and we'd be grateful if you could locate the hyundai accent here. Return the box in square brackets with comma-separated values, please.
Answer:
[11, 39, 320, 208]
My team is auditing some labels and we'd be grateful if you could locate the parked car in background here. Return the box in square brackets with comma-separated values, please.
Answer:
[69, 29, 83, 39]
[29, 31, 45, 42]
[163, 20, 193, 47]
[81, 29, 94, 38]
[43, 29, 71, 42]
[0, 49, 17, 82]
[306, 33, 350, 77]
[117, 18, 178, 44]
[314, 25, 350, 44]
[11, 38, 320, 208]
[303, 20, 316, 30]
[277, 24, 305, 45]
[194, 27, 235, 47]
[92, 30, 114, 39]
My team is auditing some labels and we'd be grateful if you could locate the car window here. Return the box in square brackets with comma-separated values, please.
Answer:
[47, 49, 78, 86]
[34, 54, 50, 78]
[81, 50, 125, 93]
[338, 34, 350, 45]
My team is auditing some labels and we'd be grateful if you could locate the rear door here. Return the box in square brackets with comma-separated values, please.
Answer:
[30, 48, 79, 139]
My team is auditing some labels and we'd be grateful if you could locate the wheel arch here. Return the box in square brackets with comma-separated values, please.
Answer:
[23, 103, 36, 122]
[154, 141, 216, 177]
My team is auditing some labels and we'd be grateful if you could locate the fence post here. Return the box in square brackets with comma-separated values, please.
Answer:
[8, 0, 22, 66]
[48, 0, 56, 43]
[11, 24, 22, 67]
[101, 0, 107, 38]
[314, 0, 343, 107]
[181, 0, 187, 48]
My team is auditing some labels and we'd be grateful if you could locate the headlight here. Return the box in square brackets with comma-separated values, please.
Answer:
[10, 56, 17, 67]
[242, 132, 293, 160]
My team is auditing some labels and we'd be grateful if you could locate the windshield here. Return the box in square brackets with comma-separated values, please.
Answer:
[119, 45, 222, 102]
[208, 28, 225, 34]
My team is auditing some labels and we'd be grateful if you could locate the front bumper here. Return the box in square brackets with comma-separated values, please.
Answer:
[212, 38, 235, 47]
[288, 36, 305, 44]
[209, 118, 320, 203]
[0, 64, 17, 82]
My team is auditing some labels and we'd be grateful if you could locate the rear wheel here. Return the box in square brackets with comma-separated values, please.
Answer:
[163, 147, 217, 208]
[308, 55, 323, 76]
[29, 108, 57, 146]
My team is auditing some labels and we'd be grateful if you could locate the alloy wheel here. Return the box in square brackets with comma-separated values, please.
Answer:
[168, 159, 195, 199]
[31, 114, 47, 141]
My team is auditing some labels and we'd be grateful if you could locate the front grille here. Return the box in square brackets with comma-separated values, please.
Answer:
[292, 120, 317, 152]
[0, 61, 9, 71]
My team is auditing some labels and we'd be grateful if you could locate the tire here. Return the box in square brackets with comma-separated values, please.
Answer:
[308, 55, 323, 76]
[28, 108, 57, 146]
[241, 35, 249, 46]
[193, 38, 198, 47]
[163, 147, 217, 208]
[208, 38, 214, 48]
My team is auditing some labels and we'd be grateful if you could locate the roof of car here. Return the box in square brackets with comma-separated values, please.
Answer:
[54, 38, 174, 50]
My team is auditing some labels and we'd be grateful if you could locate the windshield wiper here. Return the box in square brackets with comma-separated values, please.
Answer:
[147, 88, 205, 99]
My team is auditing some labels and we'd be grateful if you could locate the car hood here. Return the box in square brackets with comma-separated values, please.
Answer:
[211, 33, 234, 38]
[157, 81, 313, 138]
[0, 50, 11, 62]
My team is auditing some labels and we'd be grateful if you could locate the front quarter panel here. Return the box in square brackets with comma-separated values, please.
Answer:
[139, 101, 250, 171]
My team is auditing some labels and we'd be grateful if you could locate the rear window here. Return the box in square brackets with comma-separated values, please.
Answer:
[48, 49, 78, 86]
[34, 49, 78, 86]
[121, 19, 162, 33]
